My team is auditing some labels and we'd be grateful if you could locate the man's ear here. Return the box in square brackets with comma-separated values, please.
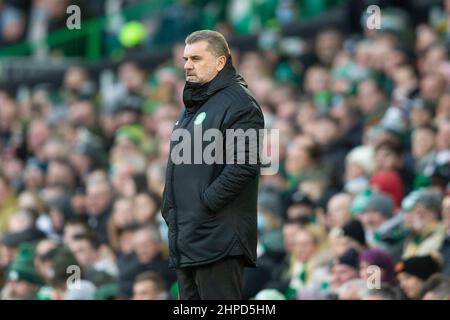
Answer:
[216, 55, 227, 72]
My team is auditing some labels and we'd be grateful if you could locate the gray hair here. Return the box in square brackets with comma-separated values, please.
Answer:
[185, 30, 231, 58]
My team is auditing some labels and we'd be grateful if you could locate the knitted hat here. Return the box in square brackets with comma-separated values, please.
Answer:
[346, 145, 374, 176]
[342, 219, 366, 247]
[336, 248, 360, 270]
[47, 195, 74, 220]
[359, 248, 395, 284]
[395, 255, 440, 281]
[370, 170, 404, 209]
[288, 191, 315, 208]
[363, 192, 394, 219]
[7, 244, 43, 285]
[413, 190, 442, 215]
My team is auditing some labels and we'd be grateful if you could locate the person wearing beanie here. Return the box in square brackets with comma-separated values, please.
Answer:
[278, 225, 329, 300]
[329, 248, 360, 291]
[359, 192, 393, 238]
[1, 244, 43, 300]
[344, 145, 374, 195]
[358, 191, 406, 261]
[370, 170, 404, 210]
[359, 248, 396, 285]
[329, 219, 366, 257]
[360, 192, 394, 233]
[342, 219, 366, 248]
[396, 254, 441, 299]
[402, 190, 446, 259]
[286, 191, 317, 225]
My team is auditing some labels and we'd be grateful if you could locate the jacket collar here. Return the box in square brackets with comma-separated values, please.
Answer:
[182, 56, 245, 114]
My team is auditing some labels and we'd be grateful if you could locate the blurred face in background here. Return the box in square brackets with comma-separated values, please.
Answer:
[420, 73, 447, 101]
[71, 239, 97, 268]
[119, 62, 146, 92]
[357, 80, 384, 114]
[374, 146, 401, 171]
[410, 203, 437, 232]
[304, 67, 329, 93]
[0, 98, 17, 131]
[35, 239, 58, 281]
[86, 181, 112, 215]
[133, 279, 164, 300]
[27, 119, 49, 156]
[133, 230, 161, 264]
[315, 30, 342, 66]
[412, 128, 435, 159]
[285, 143, 314, 175]
[134, 193, 158, 224]
[410, 107, 433, 128]
[326, 193, 352, 229]
[312, 118, 340, 146]
[291, 229, 317, 262]
[359, 210, 386, 232]
[398, 272, 423, 299]
[282, 222, 302, 253]
[4, 280, 38, 300]
[329, 263, 358, 290]
[112, 198, 134, 228]
[23, 166, 45, 191]
[63, 223, 88, 250]
[0, 244, 17, 267]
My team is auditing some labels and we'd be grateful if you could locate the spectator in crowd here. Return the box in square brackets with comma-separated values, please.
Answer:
[328, 248, 360, 296]
[70, 233, 117, 287]
[419, 273, 450, 300]
[132, 271, 168, 300]
[117, 225, 175, 298]
[396, 254, 441, 300]
[85, 172, 114, 244]
[325, 192, 352, 230]
[359, 248, 397, 286]
[402, 190, 446, 259]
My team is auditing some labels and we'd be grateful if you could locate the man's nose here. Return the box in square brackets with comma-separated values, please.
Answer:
[184, 60, 193, 70]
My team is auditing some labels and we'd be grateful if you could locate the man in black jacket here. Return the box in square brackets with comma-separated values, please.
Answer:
[161, 30, 265, 299]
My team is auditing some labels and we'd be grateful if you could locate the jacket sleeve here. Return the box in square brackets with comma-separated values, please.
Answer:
[202, 103, 264, 212]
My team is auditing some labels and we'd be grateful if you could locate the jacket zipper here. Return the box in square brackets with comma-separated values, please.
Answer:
[170, 110, 196, 267]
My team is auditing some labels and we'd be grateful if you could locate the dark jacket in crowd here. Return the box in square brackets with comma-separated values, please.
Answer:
[87, 203, 112, 244]
[440, 234, 450, 276]
[117, 251, 175, 298]
[161, 57, 265, 269]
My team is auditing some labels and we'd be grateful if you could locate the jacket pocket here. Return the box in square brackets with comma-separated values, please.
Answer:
[200, 185, 215, 216]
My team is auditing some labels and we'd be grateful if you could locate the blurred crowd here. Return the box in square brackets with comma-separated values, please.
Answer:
[0, 0, 346, 56]
[1, 0, 450, 300]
